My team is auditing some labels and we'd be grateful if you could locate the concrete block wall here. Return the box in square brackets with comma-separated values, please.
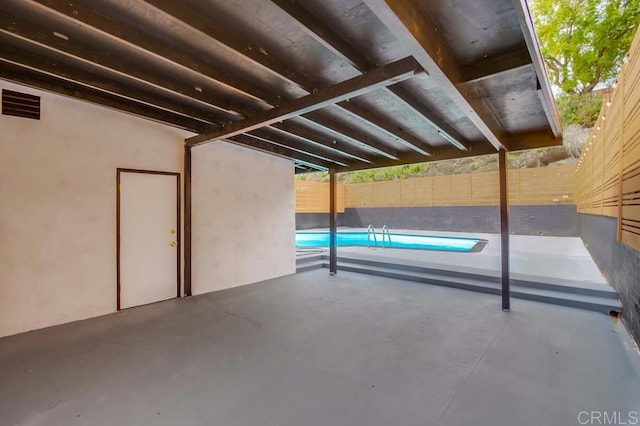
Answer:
[295, 213, 346, 230]
[580, 214, 640, 342]
[297, 205, 580, 237]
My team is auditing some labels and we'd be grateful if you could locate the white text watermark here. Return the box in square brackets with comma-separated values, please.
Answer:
[578, 411, 639, 425]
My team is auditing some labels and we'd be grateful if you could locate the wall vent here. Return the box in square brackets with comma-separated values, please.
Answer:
[2, 89, 41, 120]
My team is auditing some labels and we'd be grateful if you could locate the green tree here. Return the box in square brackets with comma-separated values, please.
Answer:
[556, 92, 603, 126]
[344, 163, 429, 183]
[531, 0, 639, 94]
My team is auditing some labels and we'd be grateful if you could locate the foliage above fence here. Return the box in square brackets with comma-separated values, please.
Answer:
[576, 27, 640, 252]
[295, 164, 575, 213]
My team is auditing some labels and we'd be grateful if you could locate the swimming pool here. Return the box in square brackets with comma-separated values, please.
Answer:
[296, 231, 486, 252]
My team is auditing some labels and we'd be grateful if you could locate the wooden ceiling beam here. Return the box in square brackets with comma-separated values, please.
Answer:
[0, 18, 360, 166]
[363, 0, 508, 151]
[508, 130, 561, 151]
[0, 19, 345, 167]
[25, 0, 388, 163]
[28, 0, 278, 107]
[249, 129, 350, 167]
[0, 60, 212, 133]
[227, 134, 331, 171]
[143, 0, 410, 159]
[341, 143, 498, 173]
[0, 39, 221, 124]
[336, 100, 432, 156]
[269, 123, 372, 163]
[186, 57, 422, 147]
[271, 0, 442, 154]
[512, 0, 562, 138]
[340, 129, 562, 173]
[461, 48, 533, 84]
[270, 0, 373, 72]
[294, 162, 327, 172]
[0, 12, 241, 121]
[142, 0, 318, 92]
[384, 84, 470, 151]
[300, 114, 400, 160]
[238, 132, 344, 168]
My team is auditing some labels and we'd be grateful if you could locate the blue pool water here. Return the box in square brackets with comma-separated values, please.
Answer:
[296, 231, 485, 252]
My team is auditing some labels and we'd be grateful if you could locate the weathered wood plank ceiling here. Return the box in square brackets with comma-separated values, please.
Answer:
[0, 0, 562, 172]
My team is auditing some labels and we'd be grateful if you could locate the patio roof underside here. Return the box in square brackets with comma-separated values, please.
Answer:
[0, 0, 562, 173]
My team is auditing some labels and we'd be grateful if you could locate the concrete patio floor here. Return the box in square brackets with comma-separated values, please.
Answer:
[1, 269, 638, 426]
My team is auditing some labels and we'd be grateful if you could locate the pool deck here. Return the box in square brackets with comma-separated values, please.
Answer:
[297, 228, 611, 293]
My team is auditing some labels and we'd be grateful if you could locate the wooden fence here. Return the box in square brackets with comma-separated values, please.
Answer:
[295, 164, 575, 212]
[344, 166, 575, 208]
[295, 180, 345, 213]
[576, 27, 640, 252]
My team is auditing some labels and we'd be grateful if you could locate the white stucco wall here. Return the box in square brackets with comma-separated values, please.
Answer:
[1, 81, 297, 337]
[192, 142, 296, 295]
[0, 81, 187, 338]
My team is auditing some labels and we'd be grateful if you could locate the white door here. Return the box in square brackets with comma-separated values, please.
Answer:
[119, 171, 179, 309]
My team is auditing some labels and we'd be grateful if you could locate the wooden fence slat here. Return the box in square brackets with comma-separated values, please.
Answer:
[298, 163, 576, 212]
[577, 26, 640, 250]
[295, 180, 345, 213]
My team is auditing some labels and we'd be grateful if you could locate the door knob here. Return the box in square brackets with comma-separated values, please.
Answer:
[169, 241, 178, 247]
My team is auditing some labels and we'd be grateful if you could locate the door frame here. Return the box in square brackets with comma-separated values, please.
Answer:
[116, 168, 181, 311]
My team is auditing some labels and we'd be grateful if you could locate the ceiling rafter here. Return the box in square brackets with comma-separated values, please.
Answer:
[269, 0, 469, 152]
[363, 0, 508, 151]
[0, 4, 362, 166]
[28, 0, 278, 107]
[508, 130, 559, 151]
[336, 101, 432, 156]
[226, 134, 331, 171]
[461, 48, 533, 84]
[268, 123, 372, 163]
[270, 0, 373, 72]
[1, 45, 349, 168]
[0, 0, 562, 172]
[344, 128, 559, 173]
[0, 60, 212, 133]
[141, 0, 414, 158]
[270, 0, 442, 153]
[186, 57, 423, 147]
[512, 0, 563, 138]
[246, 130, 349, 167]
[299, 114, 399, 160]
[385, 85, 470, 151]
[0, 40, 220, 124]
[344, 143, 500, 173]
[341, 127, 560, 173]
[0, 12, 242, 120]
[142, 0, 318, 93]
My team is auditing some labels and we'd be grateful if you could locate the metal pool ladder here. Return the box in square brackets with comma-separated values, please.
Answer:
[382, 225, 391, 248]
[367, 224, 377, 247]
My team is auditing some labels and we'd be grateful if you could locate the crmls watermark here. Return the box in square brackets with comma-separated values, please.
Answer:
[578, 411, 639, 425]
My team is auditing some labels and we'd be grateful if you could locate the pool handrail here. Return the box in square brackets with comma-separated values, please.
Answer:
[367, 224, 377, 248]
[382, 225, 391, 248]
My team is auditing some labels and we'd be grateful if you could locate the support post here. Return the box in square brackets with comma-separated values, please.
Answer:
[184, 145, 192, 296]
[498, 149, 510, 311]
[329, 167, 338, 275]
